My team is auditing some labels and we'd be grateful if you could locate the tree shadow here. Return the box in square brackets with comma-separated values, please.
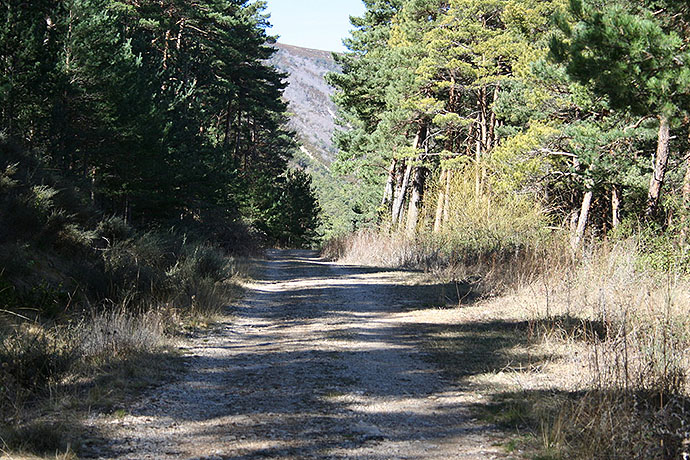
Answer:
[466, 388, 690, 460]
[416, 314, 610, 382]
[528, 313, 610, 342]
[73, 250, 571, 458]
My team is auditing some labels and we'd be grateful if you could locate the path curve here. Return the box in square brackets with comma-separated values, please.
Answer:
[85, 250, 504, 459]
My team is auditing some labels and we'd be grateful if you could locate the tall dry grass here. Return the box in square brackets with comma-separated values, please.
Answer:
[323, 170, 690, 459]
[530, 241, 690, 460]
[0, 224, 247, 456]
[327, 227, 689, 458]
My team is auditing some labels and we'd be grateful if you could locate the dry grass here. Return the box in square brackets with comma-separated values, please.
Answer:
[77, 308, 168, 361]
[0, 451, 76, 460]
[0, 421, 78, 460]
[323, 227, 569, 297]
[323, 230, 418, 267]
[325, 172, 559, 289]
[0, 133, 254, 457]
[326, 229, 690, 459]
[0, 266, 247, 458]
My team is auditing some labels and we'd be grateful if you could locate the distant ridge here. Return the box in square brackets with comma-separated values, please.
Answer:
[275, 42, 337, 60]
[271, 42, 340, 167]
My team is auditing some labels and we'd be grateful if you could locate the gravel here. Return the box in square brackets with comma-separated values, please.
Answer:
[83, 249, 507, 459]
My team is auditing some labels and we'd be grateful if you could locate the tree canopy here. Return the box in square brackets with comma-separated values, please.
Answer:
[1, 0, 321, 248]
[329, 0, 690, 248]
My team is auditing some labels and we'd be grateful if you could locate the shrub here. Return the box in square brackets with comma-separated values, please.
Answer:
[95, 216, 132, 244]
[77, 308, 167, 362]
[0, 325, 74, 417]
[179, 244, 231, 282]
[101, 232, 173, 304]
[326, 169, 554, 273]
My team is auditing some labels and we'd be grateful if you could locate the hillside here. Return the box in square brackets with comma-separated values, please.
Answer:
[271, 42, 340, 166]
[271, 43, 372, 237]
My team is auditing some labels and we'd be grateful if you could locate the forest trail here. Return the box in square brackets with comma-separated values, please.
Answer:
[84, 250, 506, 459]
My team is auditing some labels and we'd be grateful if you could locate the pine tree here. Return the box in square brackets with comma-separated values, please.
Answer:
[326, 0, 407, 226]
[0, 0, 64, 144]
[551, 0, 690, 218]
[0, 0, 321, 246]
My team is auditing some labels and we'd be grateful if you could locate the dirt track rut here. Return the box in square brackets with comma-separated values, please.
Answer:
[84, 250, 504, 459]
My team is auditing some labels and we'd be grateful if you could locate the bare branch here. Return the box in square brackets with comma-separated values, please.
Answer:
[624, 115, 654, 131]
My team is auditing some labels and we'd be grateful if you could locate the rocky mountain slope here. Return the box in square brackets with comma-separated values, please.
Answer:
[269, 43, 373, 237]
[271, 42, 340, 166]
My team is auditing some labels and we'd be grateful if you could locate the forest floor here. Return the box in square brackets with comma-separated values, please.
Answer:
[78, 249, 527, 460]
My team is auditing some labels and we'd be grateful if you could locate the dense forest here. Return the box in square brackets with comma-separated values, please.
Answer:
[329, 0, 690, 262]
[1, 0, 320, 247]
[0, 0, 320, 451]
[0, 0, 323, 321]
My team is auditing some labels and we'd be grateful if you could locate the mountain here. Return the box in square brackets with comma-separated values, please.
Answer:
[271, 42, 340, 166]
[269, 43, 371, 237]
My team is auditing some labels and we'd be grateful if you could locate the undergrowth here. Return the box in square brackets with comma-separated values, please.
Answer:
[0, 138, 251, 457]
[324, 227, 690, 459]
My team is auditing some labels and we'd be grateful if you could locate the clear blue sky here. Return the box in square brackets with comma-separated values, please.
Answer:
[264, 0, 366, 52]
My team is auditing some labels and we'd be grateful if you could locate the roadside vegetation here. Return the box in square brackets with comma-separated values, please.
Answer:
[0, 140, 246, 457]
[327, 0, 690, 459]
[1, 1, 320, 457]
[325, 227, 690, 459]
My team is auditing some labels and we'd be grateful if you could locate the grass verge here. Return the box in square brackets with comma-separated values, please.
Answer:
[0, 267, 248, 459]
[327, 231, 690, 460]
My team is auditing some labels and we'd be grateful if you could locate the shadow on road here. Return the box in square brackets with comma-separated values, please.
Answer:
[82, 249, 573, 459]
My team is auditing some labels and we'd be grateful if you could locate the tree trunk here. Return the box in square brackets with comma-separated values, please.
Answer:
[611, 185, 621, 229]
[683, 154, 690, 204]
[123, 196, 131, 226]
[572, 190, 593, 251]
[488, 83, 500, 150]
[480, 87, 488, 153]
[235, 110, 242, 158]
[391, 162, 412, 227]
[387, 162, 405, 231]
[391, 127, 425, 228]
[406, 166, 427, 236]
[381, 160, 396, 211]
[90, 166, 97, 204]
[680, 155, 690, 244]
[433, 169, 447, 233]
[443, 169, 451, 226]
[475, 136, 482, 198]
[177, 18, 185, 50]
[223, 98, 233, 147]
[163, 29, 171, 69]
[646, 115, 671, 218]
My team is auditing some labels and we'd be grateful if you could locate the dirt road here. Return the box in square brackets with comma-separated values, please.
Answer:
[85, 250, 505, 459]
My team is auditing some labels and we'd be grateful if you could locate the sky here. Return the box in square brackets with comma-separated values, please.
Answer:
[264, 0, 366, 52]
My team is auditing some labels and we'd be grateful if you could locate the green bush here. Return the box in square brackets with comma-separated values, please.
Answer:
[613, 220, 690, 274]
[101, 233, 172, 304]
[177, 244, 230, 281]
[96, 216, 132, 244]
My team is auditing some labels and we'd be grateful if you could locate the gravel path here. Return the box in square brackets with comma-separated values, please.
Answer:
[84, 250, 505, 459]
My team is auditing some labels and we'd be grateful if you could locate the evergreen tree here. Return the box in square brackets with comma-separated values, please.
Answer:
[551, 0, 690, 217]
[0, 0, 64, 144]
[326, 0, 406, 226]
[0, 0, 321, 247]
